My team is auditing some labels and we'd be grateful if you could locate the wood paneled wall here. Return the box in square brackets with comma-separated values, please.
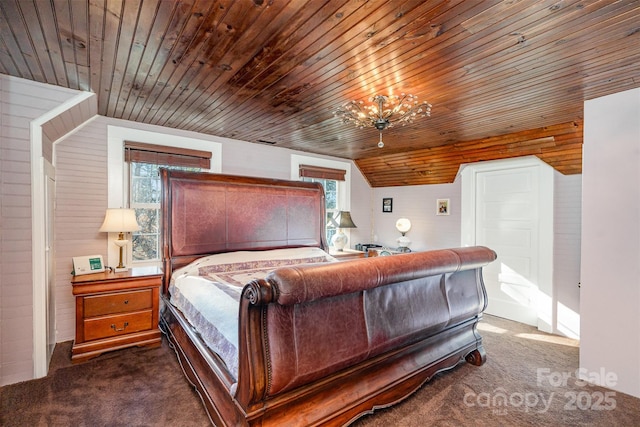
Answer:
[53, 119, 110, 345]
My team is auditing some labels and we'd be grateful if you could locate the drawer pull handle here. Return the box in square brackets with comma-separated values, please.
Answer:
[111, 322, 129, 332]
[123, 300, 129, 304]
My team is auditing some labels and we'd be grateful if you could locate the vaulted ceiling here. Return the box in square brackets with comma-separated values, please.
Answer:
[1, 1, 638, 186]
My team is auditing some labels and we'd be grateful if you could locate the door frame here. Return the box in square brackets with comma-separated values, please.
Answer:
[30, 127, 50, 378]
[460, 156, 554, 333]
[45, 169, 56, 364]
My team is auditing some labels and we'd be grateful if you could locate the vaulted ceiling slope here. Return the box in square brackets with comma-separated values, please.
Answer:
[1, 1, 639, 186]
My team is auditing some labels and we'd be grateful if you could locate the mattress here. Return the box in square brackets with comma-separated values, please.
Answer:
[169, 247, 336, 380]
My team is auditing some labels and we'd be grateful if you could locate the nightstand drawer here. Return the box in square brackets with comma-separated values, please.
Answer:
[84, 289, 153, 317]
[84, 310, 153, 341]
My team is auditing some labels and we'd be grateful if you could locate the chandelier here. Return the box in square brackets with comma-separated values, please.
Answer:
[334, 93, 432, 148]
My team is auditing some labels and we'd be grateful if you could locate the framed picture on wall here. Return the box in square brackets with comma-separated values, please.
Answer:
[436, 199, 450, 215]
[382, 198, 393, 213]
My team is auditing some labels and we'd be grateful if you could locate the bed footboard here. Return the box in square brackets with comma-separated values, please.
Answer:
[232, 246, 496, 426]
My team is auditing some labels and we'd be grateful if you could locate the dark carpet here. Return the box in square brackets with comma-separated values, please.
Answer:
[2, 315, 640, 426]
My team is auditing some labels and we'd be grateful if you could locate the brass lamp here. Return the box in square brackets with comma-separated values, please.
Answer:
[331, 211, 357, 251]
[99, 208, 140, 271]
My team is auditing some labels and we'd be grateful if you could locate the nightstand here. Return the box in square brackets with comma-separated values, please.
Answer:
[71, 266, 163, 363]
[329, 248, 366, 260]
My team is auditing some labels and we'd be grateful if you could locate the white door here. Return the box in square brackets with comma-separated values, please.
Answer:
[476, 167, 539, 326]
[461, 157, 553, 332]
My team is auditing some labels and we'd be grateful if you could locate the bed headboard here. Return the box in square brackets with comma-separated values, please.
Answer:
[160, 169, 328, 290]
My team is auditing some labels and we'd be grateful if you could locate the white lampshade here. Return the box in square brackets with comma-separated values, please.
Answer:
[99, 208, 140, 271]
[395, 218, 411, 235]
[99, 208, 140, 233]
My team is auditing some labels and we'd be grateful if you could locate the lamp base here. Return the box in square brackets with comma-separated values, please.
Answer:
[114, 238, 129, 272]
[397, 235, 411, 253]
[331, 230, 348, 251]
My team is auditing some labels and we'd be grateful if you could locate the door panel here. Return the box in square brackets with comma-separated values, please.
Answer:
[476, 167, 539, 326]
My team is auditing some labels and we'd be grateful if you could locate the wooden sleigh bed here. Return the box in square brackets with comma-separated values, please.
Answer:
[159, 169, 496, 426]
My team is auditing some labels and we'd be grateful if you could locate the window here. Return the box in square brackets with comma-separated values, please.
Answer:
[296, 161, 349, 248]
[129, 163, 200, 261]
[301, 177, 339, 245]
[130, 162, 161, 261]
[126, 141, 211, 262]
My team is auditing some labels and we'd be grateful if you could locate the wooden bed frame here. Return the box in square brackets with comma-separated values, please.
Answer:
[160, 169, 496, 426]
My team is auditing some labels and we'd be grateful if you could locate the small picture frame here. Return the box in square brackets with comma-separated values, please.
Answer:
[436, 199, 450, 215]
[382, 198, 393, 213]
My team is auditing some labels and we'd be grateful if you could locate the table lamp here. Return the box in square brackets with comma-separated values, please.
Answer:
[396, 218, 412, 252]
[99, 208, 140, 271]
[331, 211, 357, 251]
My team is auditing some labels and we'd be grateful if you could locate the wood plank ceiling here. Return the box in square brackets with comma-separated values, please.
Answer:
[1, 0, 639, 186]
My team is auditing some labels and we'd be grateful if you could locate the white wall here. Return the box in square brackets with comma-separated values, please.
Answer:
[581, 87, 640, 398]
[371, 181, 461, 251]
[54, 118, 110, 345]
[0, 75, 78, 385]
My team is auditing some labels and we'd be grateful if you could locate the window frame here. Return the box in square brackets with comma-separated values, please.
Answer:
[107, 125, 221, 268]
